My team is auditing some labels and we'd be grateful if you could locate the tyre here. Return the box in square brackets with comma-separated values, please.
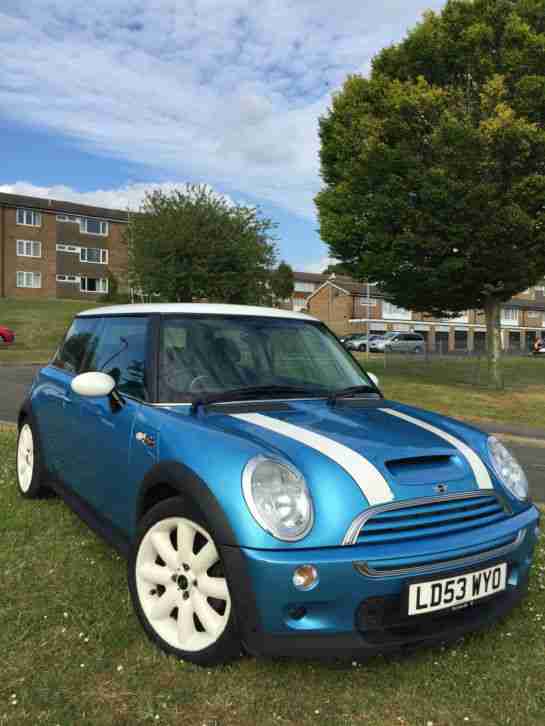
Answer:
[358, 344, 366, 352]
[128, 497, 241, 666]
[414, 346, 423, 354]
[16, 420, 49, 498]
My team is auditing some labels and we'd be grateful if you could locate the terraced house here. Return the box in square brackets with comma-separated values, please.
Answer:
[0, 192, 129, 300]
[305, 274, 545, 353]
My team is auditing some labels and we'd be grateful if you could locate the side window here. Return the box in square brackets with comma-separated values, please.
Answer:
[84, 316, 150, 400]
[52, 318, 101, 373]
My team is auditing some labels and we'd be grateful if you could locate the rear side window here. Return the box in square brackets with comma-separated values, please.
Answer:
[84, 316, 150, 400]
[52, 317, 101, 373]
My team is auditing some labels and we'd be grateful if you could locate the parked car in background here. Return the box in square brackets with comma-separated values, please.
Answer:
[338, 333, 360, 346]
[17, 304, 538, 666]
[532, 338, 545, 356]
[0, 325, 15, 345]
[344, 334, 379, 352]
[371, 332, 425, 354]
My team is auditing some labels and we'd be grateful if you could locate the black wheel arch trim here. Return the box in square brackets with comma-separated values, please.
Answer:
[136, 459, 239, 547]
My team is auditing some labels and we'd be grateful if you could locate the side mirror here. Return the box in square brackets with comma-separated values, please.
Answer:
[367, 372, 379, 388]
[71, 371, 116, 398]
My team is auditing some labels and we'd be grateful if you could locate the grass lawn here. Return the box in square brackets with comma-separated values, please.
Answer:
[356, 353, 545, 430]
[0, 298, 101, 364]
[1, 426, 544, 725]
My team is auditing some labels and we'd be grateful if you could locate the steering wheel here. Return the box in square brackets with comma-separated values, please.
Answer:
[189, 374, 213, 393]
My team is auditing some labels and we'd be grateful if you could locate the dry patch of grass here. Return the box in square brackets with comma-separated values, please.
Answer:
[355, 354, 545, 429]
[1, 430, 545, 725]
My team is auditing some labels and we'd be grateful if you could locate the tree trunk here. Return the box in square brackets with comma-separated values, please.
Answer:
[484, 297, 503, 389]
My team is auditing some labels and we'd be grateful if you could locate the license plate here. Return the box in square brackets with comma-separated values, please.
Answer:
[407, 562, 507, 616]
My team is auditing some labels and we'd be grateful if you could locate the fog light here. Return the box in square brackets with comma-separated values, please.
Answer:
[535, 526, 541, 540]
[292, 564, 319, 591]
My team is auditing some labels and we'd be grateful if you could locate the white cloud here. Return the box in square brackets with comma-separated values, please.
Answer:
[0, 180, 236, 211]
[0, 1, 444, 221]
[301, 255, 337, 274]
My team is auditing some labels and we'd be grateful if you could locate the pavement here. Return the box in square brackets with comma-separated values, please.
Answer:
[1, 364, 544, 502]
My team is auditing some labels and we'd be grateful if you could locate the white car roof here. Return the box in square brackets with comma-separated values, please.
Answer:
[78, 303, 317, 321]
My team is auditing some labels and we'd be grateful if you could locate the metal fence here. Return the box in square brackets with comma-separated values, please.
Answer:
[355, 349, 545, 389]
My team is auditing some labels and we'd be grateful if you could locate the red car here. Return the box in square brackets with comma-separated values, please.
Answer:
[0, 325, 15, 345]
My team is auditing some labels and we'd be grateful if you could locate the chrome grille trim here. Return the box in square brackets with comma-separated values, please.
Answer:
[342, 491, 510, 546]
[354, 529, 525, 578]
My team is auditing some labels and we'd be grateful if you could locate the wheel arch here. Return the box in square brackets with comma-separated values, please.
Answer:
[136, 460, 239, 546]
[18, 397, 32, 428]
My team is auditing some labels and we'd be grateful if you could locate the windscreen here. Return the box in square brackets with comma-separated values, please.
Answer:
[158, 316, 373, 402]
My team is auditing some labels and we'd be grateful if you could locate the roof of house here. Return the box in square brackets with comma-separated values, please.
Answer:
[0, 192, 130, 222]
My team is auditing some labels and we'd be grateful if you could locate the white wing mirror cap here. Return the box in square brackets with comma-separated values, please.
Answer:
[71, 371, 116, 398]
[367, 372, 380, 388]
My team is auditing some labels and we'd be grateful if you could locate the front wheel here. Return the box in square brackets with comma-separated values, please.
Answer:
[128, 498, 241, 666]
[16, 421, 48, 498]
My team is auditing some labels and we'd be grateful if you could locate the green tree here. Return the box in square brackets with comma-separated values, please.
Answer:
[315, 0, 545, 387]
[270, 261, 295, 303]
[127, 185, 277, 304]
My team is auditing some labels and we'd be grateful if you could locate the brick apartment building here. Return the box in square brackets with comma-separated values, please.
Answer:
[0, 192, 129, 300]
[304, 274, 545, 352]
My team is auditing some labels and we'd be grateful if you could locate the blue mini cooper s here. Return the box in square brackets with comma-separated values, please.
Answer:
[17, 304, 540, 665]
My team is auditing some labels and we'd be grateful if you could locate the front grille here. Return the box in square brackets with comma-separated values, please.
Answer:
[356, 494, 508, 546]
[344, 492, 521, 577]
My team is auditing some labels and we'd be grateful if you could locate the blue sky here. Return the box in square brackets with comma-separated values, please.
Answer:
[0, 1, 444, 272]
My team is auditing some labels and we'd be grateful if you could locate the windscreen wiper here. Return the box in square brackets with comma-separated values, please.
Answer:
[191, 384, 328, 414]
[327, 384, 378, 406]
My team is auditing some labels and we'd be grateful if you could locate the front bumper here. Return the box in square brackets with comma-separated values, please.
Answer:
[222, 505, 540, 659]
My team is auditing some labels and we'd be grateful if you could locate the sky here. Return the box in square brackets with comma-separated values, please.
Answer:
[0, 1, 445, 273]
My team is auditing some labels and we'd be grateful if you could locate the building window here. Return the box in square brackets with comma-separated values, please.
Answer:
[56, 244, 80, 253]
[56, 214, 81, 223]
[80, 218, 108, 236]
[356, 296, 377, 307]
[56, 275, 81, 283]
[294, 281, 316, 293]
[80, 247, 108, 264]
[16, 271, 42, 289]
[16, 209, 42, 227]
[501, 308, 519, 325]
[16, 239, 42, 258]
[383, 301, 412, 320]
[81, 277, 108, 293]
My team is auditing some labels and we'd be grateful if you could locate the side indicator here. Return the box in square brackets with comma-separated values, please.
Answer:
[135, 432, 156, 448]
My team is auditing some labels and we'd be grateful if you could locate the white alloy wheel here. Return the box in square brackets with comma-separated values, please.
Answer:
[17, 424, 34, 493]
[135, 517, 231, 652]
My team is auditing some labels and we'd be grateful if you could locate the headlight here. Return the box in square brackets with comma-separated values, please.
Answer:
[487, 436, 528, 501]
[242, 456, 314, 541]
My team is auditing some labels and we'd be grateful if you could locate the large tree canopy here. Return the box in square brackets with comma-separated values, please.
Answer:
[315, 0, 545, 385]
[127, 185, 277, 304]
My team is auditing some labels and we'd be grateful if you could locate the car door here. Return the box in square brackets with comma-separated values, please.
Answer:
[390, 334, 403, 351]
[64, 315, 159, 533]
[34, 316, 102, 478]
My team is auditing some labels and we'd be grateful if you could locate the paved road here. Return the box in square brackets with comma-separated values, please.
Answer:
[1, 365, 544, 501]
[0, 365, 39, 424]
